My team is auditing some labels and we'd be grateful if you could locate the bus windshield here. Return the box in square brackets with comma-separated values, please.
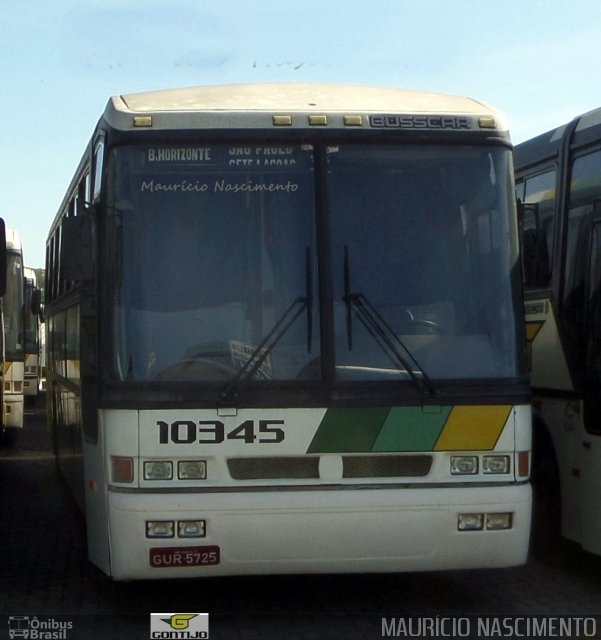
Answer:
[106, 142, 520, 383]
[327, 145, 520, 381]
[5, 250, 24, 359]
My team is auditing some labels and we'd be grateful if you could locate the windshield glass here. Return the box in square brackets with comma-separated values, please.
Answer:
[107, 144, 318, 382]
[327, 144, 519, 379]
[106, 142, 520, 383]
[5, 251, 24, 359]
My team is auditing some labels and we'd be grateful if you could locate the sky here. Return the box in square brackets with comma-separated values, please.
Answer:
[1, 0, 601, 268]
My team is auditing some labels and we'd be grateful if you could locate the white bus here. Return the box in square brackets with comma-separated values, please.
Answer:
[0, 221, 6, 433]
[3, 229, 24, 438]
[46, 83, 531, 580]
[23, 267, 42, 400]
[515, 107, 601, 556]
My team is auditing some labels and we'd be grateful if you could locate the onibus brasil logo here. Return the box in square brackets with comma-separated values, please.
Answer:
[8, 616, 73, 639]
[150, 613, 209, 639]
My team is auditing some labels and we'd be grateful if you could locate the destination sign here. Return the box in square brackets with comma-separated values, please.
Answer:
[134, 144, 313, 198]
[143, 144, 314, 168]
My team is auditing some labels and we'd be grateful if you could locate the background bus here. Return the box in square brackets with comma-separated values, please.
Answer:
[515, 107, 601, 556]
[46, 83, 531, 580]
[3, 229, 24, 440]
[0, 297, 4, 432]
[0, 220, 6, 435]
[23, 267, 42, 401]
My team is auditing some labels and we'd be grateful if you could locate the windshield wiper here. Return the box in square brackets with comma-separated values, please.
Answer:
[220, 248, 314, 402]
[343, 245, 437, 396]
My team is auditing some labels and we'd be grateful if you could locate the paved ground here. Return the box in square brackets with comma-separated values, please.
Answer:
[1, 399, 600, 639]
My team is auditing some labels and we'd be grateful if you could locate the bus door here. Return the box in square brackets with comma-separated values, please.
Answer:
[581, 213, 601, 555]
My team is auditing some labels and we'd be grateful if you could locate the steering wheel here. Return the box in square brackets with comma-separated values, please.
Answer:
[155, 357, 238, 381]
[408, 318, 444, 335]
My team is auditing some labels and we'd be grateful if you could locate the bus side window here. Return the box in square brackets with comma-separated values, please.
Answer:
[583, 218, 601, 434]
[92, 139, 104, 203]
[520, 169, 556, 290]
[563, 150, 601, 388]
[0, 217, 6, 296]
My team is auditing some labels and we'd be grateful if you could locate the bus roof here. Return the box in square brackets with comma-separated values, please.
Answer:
[103, 83, 508, 133]
[515, 105, 601, 172]
[24, 266, 37, 284]
[6, 228, 21, 253]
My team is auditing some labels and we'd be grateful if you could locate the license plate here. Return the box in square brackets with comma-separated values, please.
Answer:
[150, 545, 220, 568]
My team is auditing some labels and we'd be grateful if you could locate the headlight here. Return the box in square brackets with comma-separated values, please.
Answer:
[450, 455, 478, 475]
[178, 460, 207, 480]
[144, 461, 173, 480]
[486, 513, 513, 530]
[483, 455, 510, 474]
[178, 520, 206, 538]
[458, 513, 484, 531]
[146, 521, 174, 538]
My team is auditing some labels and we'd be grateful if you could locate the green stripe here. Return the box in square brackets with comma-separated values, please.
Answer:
[307, 405, 453, 453]
[307, 407, 389, 453]
[372, 405, 451, 451]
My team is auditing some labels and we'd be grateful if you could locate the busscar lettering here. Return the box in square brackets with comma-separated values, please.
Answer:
[370, 114, 472, 130]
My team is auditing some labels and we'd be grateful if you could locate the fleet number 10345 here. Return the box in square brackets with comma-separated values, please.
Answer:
[157, 419, 285, 445]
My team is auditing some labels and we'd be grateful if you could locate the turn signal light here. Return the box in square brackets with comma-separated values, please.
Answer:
[111, 456, 134, 483]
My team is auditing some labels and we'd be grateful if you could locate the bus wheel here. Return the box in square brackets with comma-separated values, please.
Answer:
[1, 427, 19, 447]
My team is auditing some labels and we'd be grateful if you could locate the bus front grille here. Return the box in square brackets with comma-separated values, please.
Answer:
[227, 455, 433, 481]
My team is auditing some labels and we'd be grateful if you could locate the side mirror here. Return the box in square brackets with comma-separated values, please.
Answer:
[31, 287, 42, 315]
[522, 227, 550, 288]
[519, 202, 550, 288]
[517, 200, 540, 232]
[60, 210, 94, 282]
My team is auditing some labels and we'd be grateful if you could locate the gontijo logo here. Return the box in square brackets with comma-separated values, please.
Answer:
[150, 613, 209, 639]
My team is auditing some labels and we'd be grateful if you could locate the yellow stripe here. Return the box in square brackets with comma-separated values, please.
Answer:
[434, 405, 512, 451]
[525, 321, 544, 341]
[525, 321, 544, 370]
